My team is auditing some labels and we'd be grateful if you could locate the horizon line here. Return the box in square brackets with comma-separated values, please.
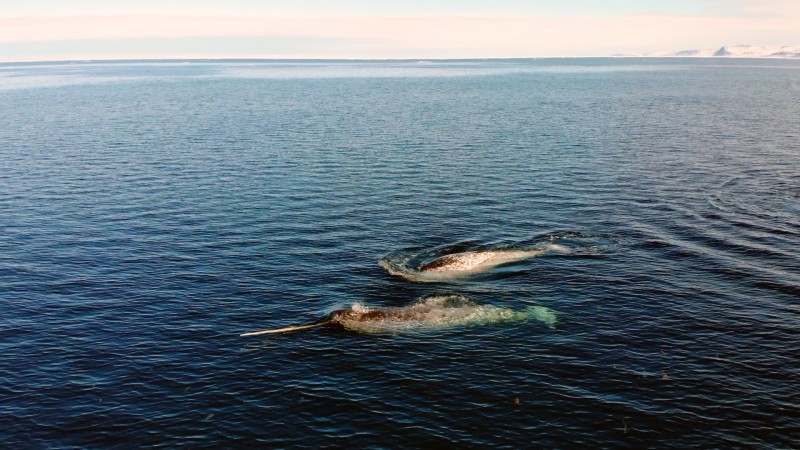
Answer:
[4, 54, 800, 65]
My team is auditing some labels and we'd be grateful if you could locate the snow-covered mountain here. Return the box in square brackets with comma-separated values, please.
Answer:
[711, 45, 800, 57]
[617, 45, 800, 58]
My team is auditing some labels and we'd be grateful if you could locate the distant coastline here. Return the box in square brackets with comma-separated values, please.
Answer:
[3, 47, 800, 66]
[614, 44, 800, 59]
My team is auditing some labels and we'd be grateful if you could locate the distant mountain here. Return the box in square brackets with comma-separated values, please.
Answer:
[616, 45, 800, 58]
[711, 45, 800, 57]
[674, 49, 715, 57]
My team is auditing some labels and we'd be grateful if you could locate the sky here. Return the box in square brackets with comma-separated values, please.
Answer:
[1, 0, 798, 61]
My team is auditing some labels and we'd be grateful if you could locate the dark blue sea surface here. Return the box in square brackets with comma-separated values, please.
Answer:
[1, 58, 799, 448]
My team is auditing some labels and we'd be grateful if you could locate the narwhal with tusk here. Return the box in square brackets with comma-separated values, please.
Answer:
[379, 244, 571, 282]
[240, 294, 557, 336]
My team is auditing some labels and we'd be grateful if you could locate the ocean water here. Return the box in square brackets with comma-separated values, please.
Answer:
[1, 58, 799, 448]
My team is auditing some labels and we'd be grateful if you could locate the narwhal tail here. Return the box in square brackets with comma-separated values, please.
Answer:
[240, 319, 332, 337]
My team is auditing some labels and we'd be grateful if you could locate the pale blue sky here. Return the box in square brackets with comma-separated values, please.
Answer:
[1, 0, 797, 61]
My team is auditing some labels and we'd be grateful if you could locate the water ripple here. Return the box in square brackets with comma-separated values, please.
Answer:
[2, 59, 800, 448]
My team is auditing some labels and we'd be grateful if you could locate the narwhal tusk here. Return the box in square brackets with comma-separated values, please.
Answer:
[239, 319, 331, 337]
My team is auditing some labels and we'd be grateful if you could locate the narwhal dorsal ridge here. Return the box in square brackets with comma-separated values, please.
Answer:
[418, 249, 542, 273]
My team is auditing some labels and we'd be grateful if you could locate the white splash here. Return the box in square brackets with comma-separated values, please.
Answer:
[351, 302, 371, 313]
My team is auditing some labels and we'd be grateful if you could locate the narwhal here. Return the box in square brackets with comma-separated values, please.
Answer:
[240, 294, 557, 336]
[379, 244, 570, 282]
